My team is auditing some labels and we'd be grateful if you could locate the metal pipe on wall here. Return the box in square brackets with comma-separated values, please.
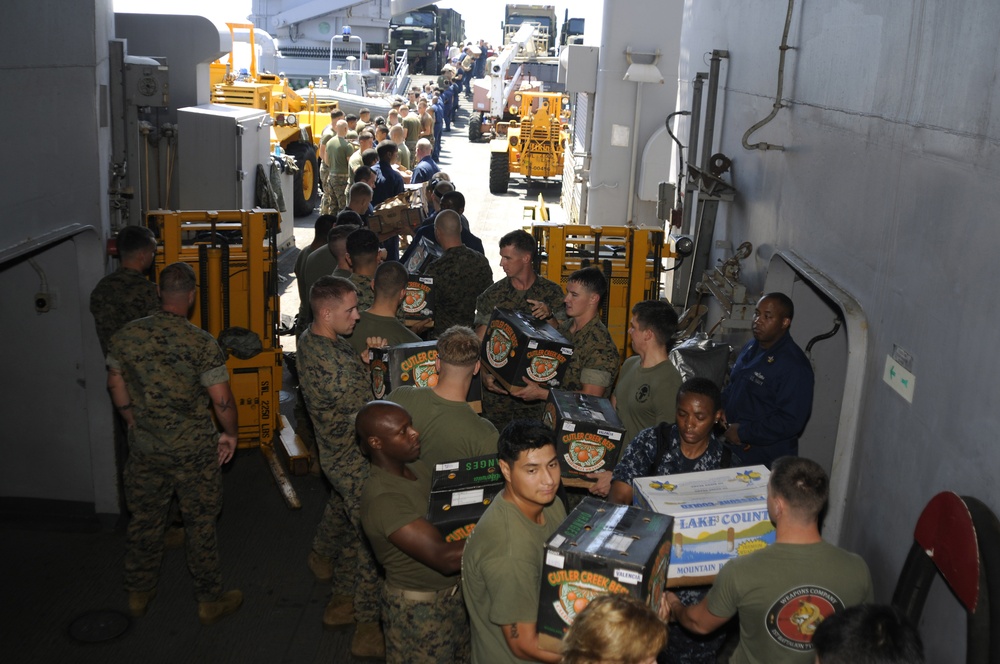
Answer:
[681, 72, 706, 236]
[700, 50, 729, 170]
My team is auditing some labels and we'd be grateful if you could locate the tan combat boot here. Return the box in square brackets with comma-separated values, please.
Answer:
[198, 589, 243, 626]
[323, 594, 355, 630]
[307, 550, 333, 582]
[128, 588, 157, 618]
[350, 621, 386, 660]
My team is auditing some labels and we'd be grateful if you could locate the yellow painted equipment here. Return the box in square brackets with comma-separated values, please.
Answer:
[529, 224, 681, 358]
[490, 91, 570, 194]
[209, 22, 338, 216]
[148, 209, 282, 449]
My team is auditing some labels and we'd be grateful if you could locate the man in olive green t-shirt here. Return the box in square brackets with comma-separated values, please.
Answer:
[666, 457, 874, 664]
[461, 419, 566, 664]
[359, 401, 469, 664]
[346, 261, 420, 355]
[389, 325, 497, 467]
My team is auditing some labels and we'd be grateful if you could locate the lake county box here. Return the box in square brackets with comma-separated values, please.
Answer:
[369, 341, 482, 411]
[426, 454, 503, 542]
[537, 498, 672, 653]
[543, 390, 626, 488]
[402, 275, 434, 320]
[633, 465, 776, 587]
[481, 308, 573, 391]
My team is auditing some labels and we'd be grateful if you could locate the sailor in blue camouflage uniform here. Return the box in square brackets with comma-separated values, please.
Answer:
[475, 229, 567, 430]
[296, 275, 387, 659]
[105, 262, 242, 625]
[610, 377, 731, 664]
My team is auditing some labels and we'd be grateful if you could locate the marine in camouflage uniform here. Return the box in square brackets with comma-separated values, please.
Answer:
[106, 262, 239, 612]
[296, 280, 380, 629]
[90, 226, 159, 356]
[321, 127, 355, 215]
[348, 271, 375, 311]
[558, 316, 620, 394]
[474, 274, 566, 430]
[425, 244, 494, 338]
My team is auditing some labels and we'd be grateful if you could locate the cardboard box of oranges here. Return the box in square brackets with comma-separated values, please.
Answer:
[402, 275, 434, 320]
[543, 390, 626, 488]
[480, 308, 574, 391]
[426, 454, 504, 542]
[369, 341, 482, 411]
[537, 498, 673, 653]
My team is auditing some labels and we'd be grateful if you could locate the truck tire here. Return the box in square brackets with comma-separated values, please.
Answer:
[286, 142, 318, 217]
[489, 151, 510, 194]
[469, 113, 483, 142]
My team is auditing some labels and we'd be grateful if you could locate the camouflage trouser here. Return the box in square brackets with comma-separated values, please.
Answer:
[381, 583, 470, 664]
[320, 174, 348, 215]
[481, 389, 546, 432]
[124, 444, 223, 602]
[661, 586, 726, 664]
[312, 446, 379, 623]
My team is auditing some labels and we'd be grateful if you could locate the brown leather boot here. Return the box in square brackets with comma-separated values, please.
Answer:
[323, 594, 355, 630]
[128, 588, 157, 618]
[307, 550, 333, 582]
[350, 621, 386, 660]
[197, 589, 243, 626]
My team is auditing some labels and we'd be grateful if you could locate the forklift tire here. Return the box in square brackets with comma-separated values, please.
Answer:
[469, 114, 483, 142]
[489, 151, 510, 194]
[286, 142, 318, 217]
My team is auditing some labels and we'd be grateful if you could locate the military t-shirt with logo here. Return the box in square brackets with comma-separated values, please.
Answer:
[705, 541, 874, 664]
[613, 355, 683, 447]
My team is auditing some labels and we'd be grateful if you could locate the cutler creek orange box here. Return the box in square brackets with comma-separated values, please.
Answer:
[480, 308, 573, 391]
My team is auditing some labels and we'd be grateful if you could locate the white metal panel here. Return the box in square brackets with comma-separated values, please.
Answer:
[178, 104, 270, 211]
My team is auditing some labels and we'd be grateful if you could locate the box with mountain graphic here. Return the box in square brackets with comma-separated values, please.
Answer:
[633, 465, 776, 587]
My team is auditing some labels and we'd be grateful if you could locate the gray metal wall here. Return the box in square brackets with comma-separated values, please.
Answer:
[0, 0, 118, 512]
[675, 1, 1000, 658]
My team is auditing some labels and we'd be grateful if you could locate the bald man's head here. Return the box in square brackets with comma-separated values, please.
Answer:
[355, 401, 420, 463]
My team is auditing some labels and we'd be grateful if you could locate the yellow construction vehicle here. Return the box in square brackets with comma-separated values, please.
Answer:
[209, 23, 339, 217]
[489, 90, 570, 194]
[529, 224, 687, 358]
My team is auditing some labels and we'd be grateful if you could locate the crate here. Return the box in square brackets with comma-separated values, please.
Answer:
[481, 308, 573, 391]
[426, 454, 504, 542]
[634, 465, 776, 587]
[537, 498, 673, 652]
[543, 390, 626, 487]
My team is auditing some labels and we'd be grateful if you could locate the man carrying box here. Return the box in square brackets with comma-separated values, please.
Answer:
[665, 456, 873, 664]
[389, 326, 498, 467]
[359, 401, 469, 664]
[474, 230, 567, 430]
[462, 420, 566, 663]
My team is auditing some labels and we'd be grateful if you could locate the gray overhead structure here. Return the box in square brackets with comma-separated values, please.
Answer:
[251, 0, 392, 84]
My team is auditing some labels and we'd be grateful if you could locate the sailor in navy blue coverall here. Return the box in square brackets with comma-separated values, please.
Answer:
[721, 292, 814, 468]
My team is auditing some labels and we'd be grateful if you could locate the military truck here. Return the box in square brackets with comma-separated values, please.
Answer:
[389, 5, 464, 74]
[503, 4, 558, 54]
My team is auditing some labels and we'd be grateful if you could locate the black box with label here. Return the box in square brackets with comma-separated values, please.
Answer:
[427, 454, 504, 542]
[537, 498, 673, 652]
[542, 390, 626, 488]
[403, 274, 435, 320]
[480, 308, 573, 391]
[370, 341, 483, 412]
